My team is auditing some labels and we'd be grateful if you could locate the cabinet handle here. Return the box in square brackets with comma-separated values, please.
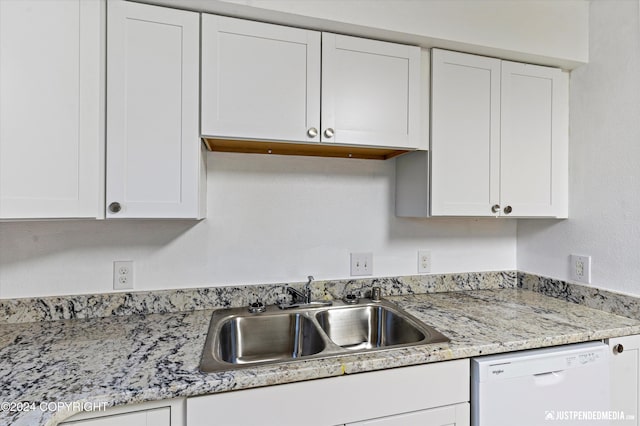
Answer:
[307, 127, 318, 138]
[613, 343, 624, 354]
[324, 128, 335, 138]
[108, 202, 122, 214]
[491, 204, 500, 214]
[503, 205, 513, 214]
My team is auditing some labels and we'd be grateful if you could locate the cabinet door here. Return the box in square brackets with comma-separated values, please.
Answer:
[201, 15, 321, 143]
[61, 398, 184, 426]
[500, 61, 568, 218]
[430, 49, 501, 216]
[188, 360, 468, 426]
[321, 33, 420, 149]
[347, 402, 470, 426]
[61, 407, 170, 426]
[0, 0, 102, 219]
[608, 335, 640, 425]
[107, 0, 204, 219]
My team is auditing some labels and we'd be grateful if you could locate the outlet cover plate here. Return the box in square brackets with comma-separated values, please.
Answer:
[570, 254, 591, 284]
[418, 250, 431, 273]
[113, 260, 134, 290]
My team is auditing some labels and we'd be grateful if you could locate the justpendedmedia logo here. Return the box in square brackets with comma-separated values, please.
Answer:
[544, 410, 635, 422]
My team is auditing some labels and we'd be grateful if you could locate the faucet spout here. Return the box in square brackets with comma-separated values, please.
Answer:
[286, 286, 310, 304]
[278, 276, 332, 309]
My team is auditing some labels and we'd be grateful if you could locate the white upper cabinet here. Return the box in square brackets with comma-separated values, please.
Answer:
[321, 33, 420, 148]
[201, 15, 321, 143]
[0, 0, 102, 219]
[427, 49, 568, 218]
[430, 49, 501, 217]
[201, 16, 420, 150]
[107, 0, 205, 219]
[500, 60, 568, 217]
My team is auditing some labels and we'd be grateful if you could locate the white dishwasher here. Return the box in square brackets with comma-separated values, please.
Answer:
[472, 341, 610, 426]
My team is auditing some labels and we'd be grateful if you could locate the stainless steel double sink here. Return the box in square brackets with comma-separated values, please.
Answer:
[199, 298, 449, 372]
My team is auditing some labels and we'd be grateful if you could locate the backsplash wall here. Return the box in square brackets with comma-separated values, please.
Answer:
[0, 152, 517, 299]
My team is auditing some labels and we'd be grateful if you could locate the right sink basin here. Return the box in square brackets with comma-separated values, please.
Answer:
[316, 304, 434, 350]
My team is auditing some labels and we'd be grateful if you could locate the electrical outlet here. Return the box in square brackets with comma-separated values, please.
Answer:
[570, 254, 591, 284]
[350, 252, 373, 276]
[418, 250, 431, 273]
[113, 260, 134, 290]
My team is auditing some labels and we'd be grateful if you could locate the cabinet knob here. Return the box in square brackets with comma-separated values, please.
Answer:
[324, 128, 335, 138]
[503, 205, 513, 214]
[307, 127, 318, 138]
[613, 343, 624, 354]
[491, 204, 500, 214]
[108, 202, 122, 214]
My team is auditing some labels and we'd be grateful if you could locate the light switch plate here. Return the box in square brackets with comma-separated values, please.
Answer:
[350, 252, 373, 276]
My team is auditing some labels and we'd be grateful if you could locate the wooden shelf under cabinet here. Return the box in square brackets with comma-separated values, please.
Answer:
[202, 138, 409, 160]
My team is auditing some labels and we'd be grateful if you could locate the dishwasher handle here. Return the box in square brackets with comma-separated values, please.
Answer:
[533, 370, 566, 387]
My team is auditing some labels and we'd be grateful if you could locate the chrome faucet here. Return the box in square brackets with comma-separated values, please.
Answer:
[279, 275, 332, 309]
[287, 286, 311, 304]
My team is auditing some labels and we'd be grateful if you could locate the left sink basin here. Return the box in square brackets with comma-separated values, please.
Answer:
[217, 313, 325, 364]
[200, 308, 326, 372]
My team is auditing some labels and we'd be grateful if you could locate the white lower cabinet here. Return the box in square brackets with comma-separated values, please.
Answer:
[187, 360, 469, 426]
[346, 402, 469, 426]
[59, 398, 185, 426]
[608, 335, 640, 425]
[59, 362, 467, 426]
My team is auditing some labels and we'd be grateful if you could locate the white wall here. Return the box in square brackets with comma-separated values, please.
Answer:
[141, 0, 588, 69]
[518, 0, 640, 295]
[0, 153, 516, 298]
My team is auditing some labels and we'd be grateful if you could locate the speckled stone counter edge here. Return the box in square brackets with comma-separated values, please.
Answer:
[518, 271, 640, 320]
[0, 271, 517, 324]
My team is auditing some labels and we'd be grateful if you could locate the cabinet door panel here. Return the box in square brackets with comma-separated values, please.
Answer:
[430, 49, 500, 216]
[500, 61, 568, 217]
[62, 407, 170, 426]
[201, 15, 321, 143]
[107, 1, 202, 218]
[347, 402, 469, 426]
[322, 33, 420, 149]
[188, 360, 469, 426]
[60, 399, 184, 426]
[608, 335, 640, 425]
[0, 0, 101, 219]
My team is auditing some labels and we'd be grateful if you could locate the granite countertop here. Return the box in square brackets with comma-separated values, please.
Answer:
[2, 288, 640, 426]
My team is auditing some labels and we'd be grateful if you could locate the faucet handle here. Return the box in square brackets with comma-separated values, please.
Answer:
[343, 292, 359, 304]
[248, 299, 266, 313]
[371, 286, 382, 302]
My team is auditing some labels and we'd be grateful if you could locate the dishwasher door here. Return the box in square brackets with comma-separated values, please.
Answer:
[472, 341, 610, 426]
